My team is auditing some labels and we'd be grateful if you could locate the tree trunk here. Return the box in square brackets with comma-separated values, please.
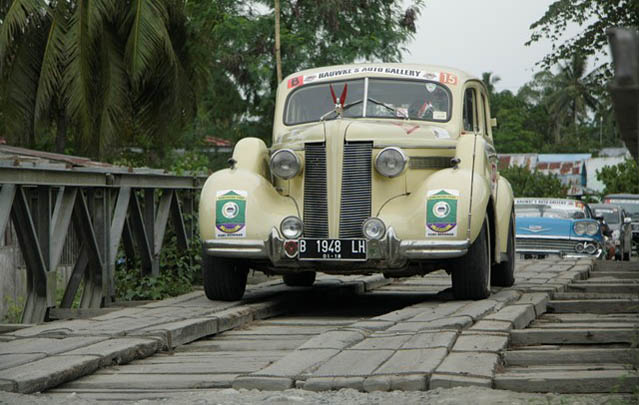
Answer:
[55, 113, 66, 154]
[274, 0, 282, 84]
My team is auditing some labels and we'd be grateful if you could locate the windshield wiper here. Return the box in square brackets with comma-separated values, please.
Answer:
[367, 97, 408, 119]
[320, 97, 409, 121]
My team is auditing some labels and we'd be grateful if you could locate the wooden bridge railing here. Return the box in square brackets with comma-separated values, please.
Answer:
[0, 162, 205, 323]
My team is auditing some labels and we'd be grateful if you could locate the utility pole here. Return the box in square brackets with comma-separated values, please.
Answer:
[274, 0, 282, 84]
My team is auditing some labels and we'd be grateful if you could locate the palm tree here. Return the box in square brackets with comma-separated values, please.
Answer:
[481, 71, 501, 99]
[0, 0, 197, 158]
[545, 55, 599, 143]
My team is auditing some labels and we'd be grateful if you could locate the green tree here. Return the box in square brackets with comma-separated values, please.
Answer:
[500, 166, 568, 198]
[0, 0, 198, 159]
[527, 0, 639, 81]
[596, 159, 639, 195]
[186, 0, 424, 143]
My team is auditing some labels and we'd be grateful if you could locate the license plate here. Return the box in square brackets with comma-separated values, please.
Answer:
[298, 239, 367, 261]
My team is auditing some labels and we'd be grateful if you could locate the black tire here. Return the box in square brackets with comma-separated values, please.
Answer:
[201, 252, 248, 301]
[492, 214, 515, 287]
[283, 271, 316, 287]
[452, 218, 491, 300]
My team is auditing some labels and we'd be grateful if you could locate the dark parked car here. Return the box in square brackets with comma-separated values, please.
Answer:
[590, 203, 633, 260]
[603, 194, 639, 254]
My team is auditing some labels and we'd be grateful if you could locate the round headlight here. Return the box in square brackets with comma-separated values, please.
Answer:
[586, 222, 599, 236]
[375, 147, 407, 178]
[270, 149, 301, 179]
[280, 216, 303, 239]
[362, 217, 386, 240]
[584, 243, 597, 254]
[574, 243, 585, 253]
[574, 222, 587, 235]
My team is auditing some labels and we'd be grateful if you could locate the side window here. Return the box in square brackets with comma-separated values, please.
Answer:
[482, 93, 490, 136]
[463, 88, 475, 131]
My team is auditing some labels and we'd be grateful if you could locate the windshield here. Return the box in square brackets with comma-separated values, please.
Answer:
[604, 199, 639, 219]
[284, 78, 452, 125]
[592, 208, 620, 224]
[515, 204, 586, 219]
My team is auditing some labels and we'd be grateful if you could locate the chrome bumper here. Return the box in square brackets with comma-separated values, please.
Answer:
[202, 227, 470, 269]
[516, 247, 604, 259]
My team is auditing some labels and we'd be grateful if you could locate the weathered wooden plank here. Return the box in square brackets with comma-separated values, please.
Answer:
[58, 373, 237, 390]
[548, 299, 639, 314]
[590, 271, 639, 279]
[504, 348, 637, 366]
[510, 328, 637, 345]
[495, 368, 638, 393]
[567, 283, 639, 293]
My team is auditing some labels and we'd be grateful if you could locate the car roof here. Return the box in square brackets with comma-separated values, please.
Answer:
[604, 193, 639, 199]
[590, 203, 622, 210]
[278, 63, 479, 95]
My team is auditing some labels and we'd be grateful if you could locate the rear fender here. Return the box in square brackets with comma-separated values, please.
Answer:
[495, 175, 514, 258]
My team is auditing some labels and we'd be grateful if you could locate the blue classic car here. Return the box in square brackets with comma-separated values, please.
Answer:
[514, 198, 604, 259]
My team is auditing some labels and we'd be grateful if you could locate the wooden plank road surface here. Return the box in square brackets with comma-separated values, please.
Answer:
[0, 257, 611, 401]
[496, 260, 639, 394]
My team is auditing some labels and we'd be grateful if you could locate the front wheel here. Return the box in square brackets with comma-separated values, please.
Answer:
[201, 252, 248, 301]
[452, 218, 491, 300]
[492, 214, 515, 287]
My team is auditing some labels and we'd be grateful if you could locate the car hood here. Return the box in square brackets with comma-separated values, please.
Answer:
[273, 119, 458, 149]
[516, 217, 573, 237]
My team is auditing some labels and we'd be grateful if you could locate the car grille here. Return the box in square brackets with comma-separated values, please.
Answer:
[516, 237, 583, 254]
[303, 143, 328, 238]
[409, 156, 452, 170]
[339, 142, 372, 238]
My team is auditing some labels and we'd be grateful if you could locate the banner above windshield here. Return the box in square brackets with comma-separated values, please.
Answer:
[286, 66, 459, 90]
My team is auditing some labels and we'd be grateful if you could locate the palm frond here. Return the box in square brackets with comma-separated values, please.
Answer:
[33, 1, 68, 126]
[0, 0, 47, 66]
[0, 25, 45, 144]
[63, 0, 96, 147]
[124, 0, 176, 87]
[98, 23, 128, 154]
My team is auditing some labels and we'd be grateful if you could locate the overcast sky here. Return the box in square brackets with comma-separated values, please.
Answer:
[403, 0, 595, 93]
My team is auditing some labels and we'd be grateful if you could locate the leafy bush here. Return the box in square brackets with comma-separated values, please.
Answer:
[500, 166, 568, 198]
[2, 296, 24, 323]
[115, 232, 201, 301]
[596, 159, 639, 195]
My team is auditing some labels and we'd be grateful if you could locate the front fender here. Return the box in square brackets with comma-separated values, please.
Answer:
[199, 168, 298, 241]
[378, 166, 491, 244]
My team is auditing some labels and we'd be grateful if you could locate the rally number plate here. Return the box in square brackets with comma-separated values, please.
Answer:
[298, 239, 367, 261]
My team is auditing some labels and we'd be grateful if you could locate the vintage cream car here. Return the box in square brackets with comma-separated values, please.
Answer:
[199, 63, 515, 301]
